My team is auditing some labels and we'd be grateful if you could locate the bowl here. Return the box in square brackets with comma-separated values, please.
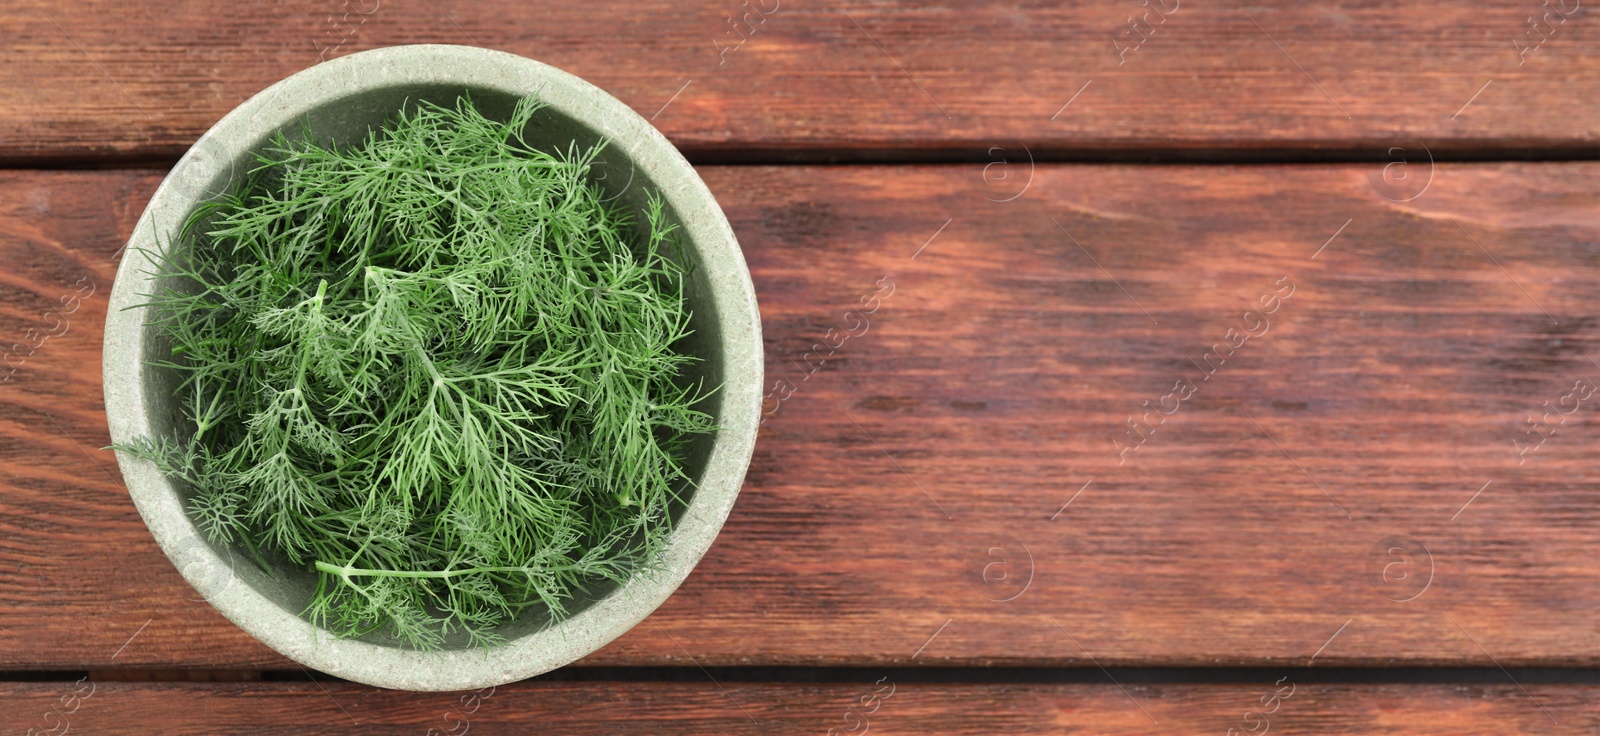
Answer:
[102, 45, 761, 691]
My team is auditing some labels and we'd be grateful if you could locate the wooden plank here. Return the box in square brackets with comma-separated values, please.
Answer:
[4, 680, 1596, 734]
[2, 163, 1599, 670]
[3, 1, 1598, 161]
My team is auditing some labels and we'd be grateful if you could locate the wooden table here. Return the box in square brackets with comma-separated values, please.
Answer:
[3, 1, 1598, 733]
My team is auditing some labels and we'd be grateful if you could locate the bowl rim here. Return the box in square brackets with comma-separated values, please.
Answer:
[101, 44, 762, 691]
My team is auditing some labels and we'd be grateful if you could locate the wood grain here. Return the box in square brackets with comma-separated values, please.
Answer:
[2, 163, 1599, 670]
[4, 680, 1597, 734]
[3, 1, 1598, 162]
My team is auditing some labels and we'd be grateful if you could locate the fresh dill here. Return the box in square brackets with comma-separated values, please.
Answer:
[118, 95, 716, 650]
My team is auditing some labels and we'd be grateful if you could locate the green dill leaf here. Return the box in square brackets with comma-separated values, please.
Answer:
[116, 94, 716, 649]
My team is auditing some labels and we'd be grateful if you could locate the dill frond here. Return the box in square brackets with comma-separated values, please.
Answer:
[119, 94, 716, 649]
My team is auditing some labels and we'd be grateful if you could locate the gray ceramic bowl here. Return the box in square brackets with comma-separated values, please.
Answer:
[103, 45, 761, 691]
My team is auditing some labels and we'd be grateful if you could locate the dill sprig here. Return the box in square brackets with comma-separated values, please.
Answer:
[119, 95, 716, 650]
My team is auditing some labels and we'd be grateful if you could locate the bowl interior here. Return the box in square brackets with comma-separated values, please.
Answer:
[141, 82, 725, 650]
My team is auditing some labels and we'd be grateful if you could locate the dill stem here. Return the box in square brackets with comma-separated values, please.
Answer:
[316, 560, 571, 580]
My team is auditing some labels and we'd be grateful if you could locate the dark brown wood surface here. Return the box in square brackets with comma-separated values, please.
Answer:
[3, 163, 1597, 670]
[5, 2, 1600, 730]
[3, 1, 1597, 162]
[7, 680, 1599, 734]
